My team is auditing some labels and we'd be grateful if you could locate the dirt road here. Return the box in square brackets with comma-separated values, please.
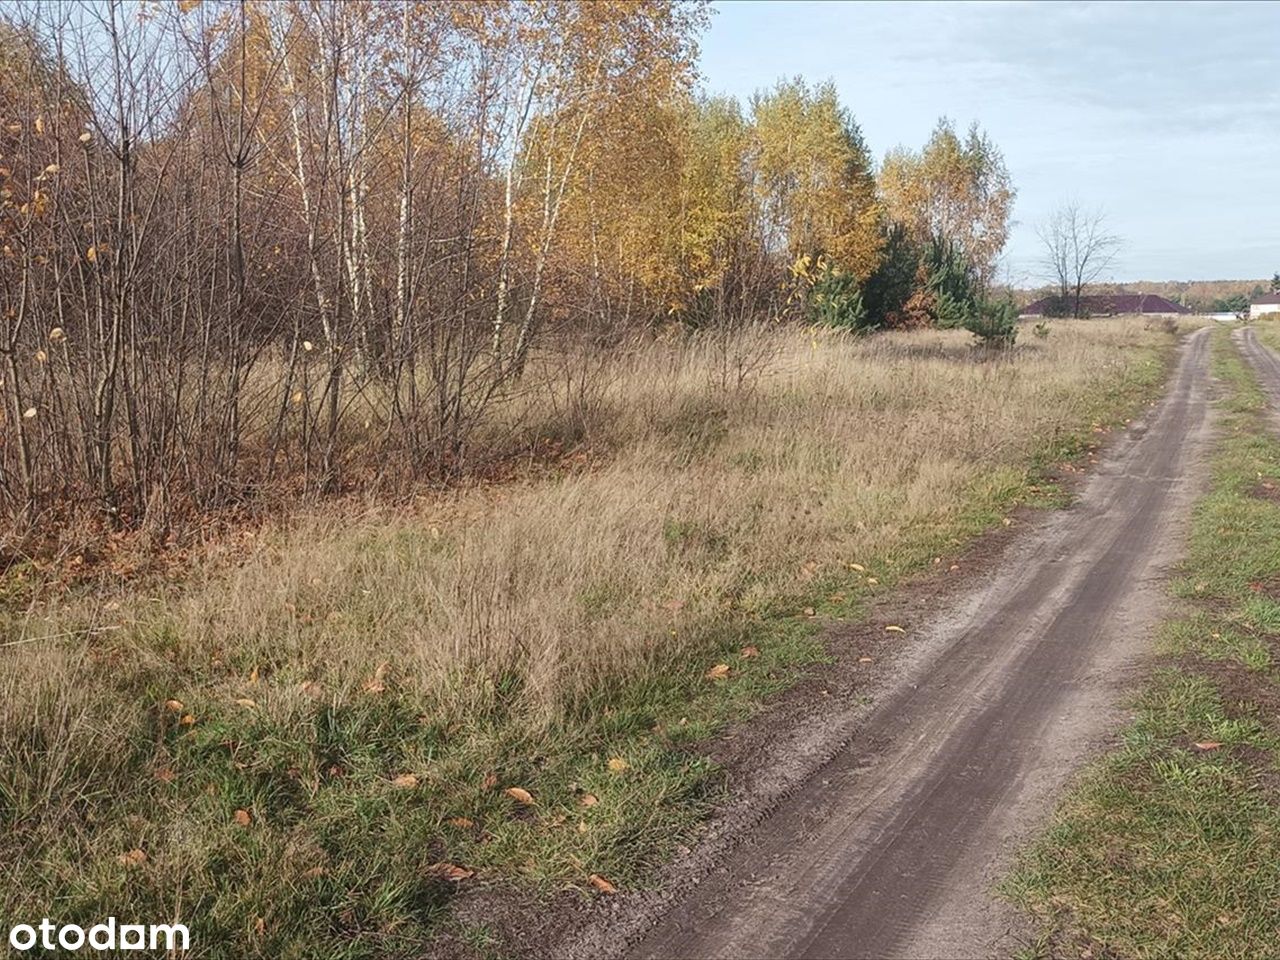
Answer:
[617, 327, 1214, 960]
[1234, 326, 1280, 405]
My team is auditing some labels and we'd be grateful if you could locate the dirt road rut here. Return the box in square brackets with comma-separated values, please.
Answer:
[625, 327, 1214, 959]
[1234, 326, 1280, 406]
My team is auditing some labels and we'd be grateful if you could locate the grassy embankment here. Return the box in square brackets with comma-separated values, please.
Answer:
[2, 319, 1175, 957]
[1008, 324, 1280, 958]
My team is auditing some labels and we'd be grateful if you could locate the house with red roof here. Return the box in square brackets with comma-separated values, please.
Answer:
[1019, 293, 1190, 318]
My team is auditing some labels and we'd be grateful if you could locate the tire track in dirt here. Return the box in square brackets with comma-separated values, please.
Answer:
[1233, 326, 1280, 406]
[614, 327, 1214, 960]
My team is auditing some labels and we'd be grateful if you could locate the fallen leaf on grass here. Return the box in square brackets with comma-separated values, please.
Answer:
[705, 663, 730, 681]
[233, 808, 252, 827]
[607, 757, 630, 772]
[448, 816, 475, 828]
[739, 646, 760, 659]
[885, 625, 905, 634]
[663, 598, 686, 612]
[391, 773, 419, 789]
[118, 848, 147, 867]
[154, 766, 175, 783]
[178, 714, 196, 726]
[580, 793, 599, 807]
[848, 563, 866, 573]
[234, 698, 257, 709]
[803, 607, 816, 618]
[481, 772, 498, 790]
[866, 577, 879, 586]
[858, 656, 873, 663]
[588, 874, 617, 894]
[505, 786, 535, 805]
[163, 698, 183, 712]
[302, 866, 327, 879]
[254, 917, 267, 936]
[1194, 741, 1223, 751]
[429, 862, 474, 882]
[362, 662, 389, 694]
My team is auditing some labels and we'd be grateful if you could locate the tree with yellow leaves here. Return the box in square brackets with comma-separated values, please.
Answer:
[750, 78, 882, 283]
[879, 117, 1014, 286]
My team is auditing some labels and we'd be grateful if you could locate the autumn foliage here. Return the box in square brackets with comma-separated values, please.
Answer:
[0, 2, 1014, 555]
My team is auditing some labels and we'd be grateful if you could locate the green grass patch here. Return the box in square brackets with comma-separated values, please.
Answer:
[1006, 326, 1280, 958]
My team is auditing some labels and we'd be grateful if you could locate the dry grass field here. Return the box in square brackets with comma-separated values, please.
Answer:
[1, 318, 1180, 957]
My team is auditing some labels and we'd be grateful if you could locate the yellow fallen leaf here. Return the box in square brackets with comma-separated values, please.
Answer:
[866, 577, 879, 585]
[607, 757, 630, 772]
[580, 793, 599, 807]
[391, 773, 419, 789]
[234, 698, 257, 708]
[705, 663, 730, 681]
[577, 820, 589, 834]
[885, 625, 905, 634]
[362, 662, 389, 694]
[1194, 741, 1223, 751]
[164, 699, 183, 712]
[179, 713, 196, 726]
[253, 917, 266, 937]
[233, 808, 252, 827]
[588, 874, 617, 894]
[118, 848, 147, 866]
[429, 862, 474, 882]
[447, 816, 474, 829]
[505, 786, 535, 805]
[154, 766, 175, 783]
[849, 563, 866, 572]
[739, 645, 760, 659]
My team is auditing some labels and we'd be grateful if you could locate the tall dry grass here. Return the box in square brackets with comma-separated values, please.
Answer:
[0, 317, 1177, 955]
[7, 318, 1178, 721]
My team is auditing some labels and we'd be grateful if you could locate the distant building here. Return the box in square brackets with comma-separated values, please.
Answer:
[1019, 293, 1191, 318]
[1249, 294, 1280, 319]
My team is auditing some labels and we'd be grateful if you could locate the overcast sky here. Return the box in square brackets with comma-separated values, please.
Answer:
[699, 0, 1280, 284]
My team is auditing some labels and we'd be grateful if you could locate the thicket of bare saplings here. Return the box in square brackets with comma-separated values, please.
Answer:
[0, 0, 1012, 559]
